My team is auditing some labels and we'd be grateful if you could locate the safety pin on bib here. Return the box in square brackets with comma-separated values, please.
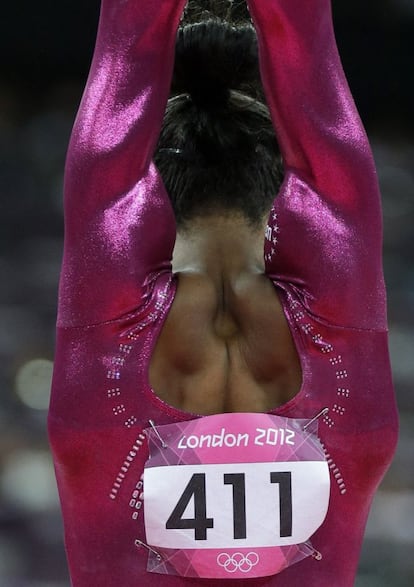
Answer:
[303, 540, 323, 561]
[312, 548, 323, 561]
[303, 407, 329, 432]
[135, 539, 163, 562]
[148, 420, 168, 448]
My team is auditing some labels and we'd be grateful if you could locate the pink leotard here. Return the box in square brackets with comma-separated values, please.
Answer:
[48, 1, 399, 585]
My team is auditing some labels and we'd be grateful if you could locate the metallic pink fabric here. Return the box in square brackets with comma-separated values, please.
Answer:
[49, 1, 399, 585]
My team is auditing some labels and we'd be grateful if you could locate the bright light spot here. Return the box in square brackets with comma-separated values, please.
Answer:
[0, 537, 21, 576]
[365, 490, 414, 543]
[1, 450, 59, 512]
[15, 359, 54, 410]
[380, 165, 414, 219]
[389, 326, 414, 384]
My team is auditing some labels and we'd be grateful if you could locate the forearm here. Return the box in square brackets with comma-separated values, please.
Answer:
[247, 0, 380, 213]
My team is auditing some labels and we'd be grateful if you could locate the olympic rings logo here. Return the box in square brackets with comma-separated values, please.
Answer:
[217, 552, 259, 573]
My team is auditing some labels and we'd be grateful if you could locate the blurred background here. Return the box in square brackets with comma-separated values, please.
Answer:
[0, 1, 413, 585]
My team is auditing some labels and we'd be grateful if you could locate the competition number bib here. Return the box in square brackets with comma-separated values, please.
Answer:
[143, 412, 330, 579]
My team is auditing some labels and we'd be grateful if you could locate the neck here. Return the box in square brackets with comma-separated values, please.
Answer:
[172, 215, 266, 278]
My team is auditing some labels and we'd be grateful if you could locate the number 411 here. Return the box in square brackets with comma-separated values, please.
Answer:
[166, 472, 293, 541]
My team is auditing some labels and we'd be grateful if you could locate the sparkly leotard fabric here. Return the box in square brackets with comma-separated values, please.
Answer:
[48, 1, 399, 585]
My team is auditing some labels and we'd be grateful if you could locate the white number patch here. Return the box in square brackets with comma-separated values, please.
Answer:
[144, 461, 329, 550]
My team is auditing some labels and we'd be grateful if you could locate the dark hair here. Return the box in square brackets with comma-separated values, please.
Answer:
[154, 3, 283, 230]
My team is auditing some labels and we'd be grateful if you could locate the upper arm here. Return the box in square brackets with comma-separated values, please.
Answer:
[247, 0, 386, 327]
[58, 0, 187, 327]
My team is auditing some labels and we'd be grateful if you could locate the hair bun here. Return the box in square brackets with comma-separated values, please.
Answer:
[172, 20, 260, 110]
